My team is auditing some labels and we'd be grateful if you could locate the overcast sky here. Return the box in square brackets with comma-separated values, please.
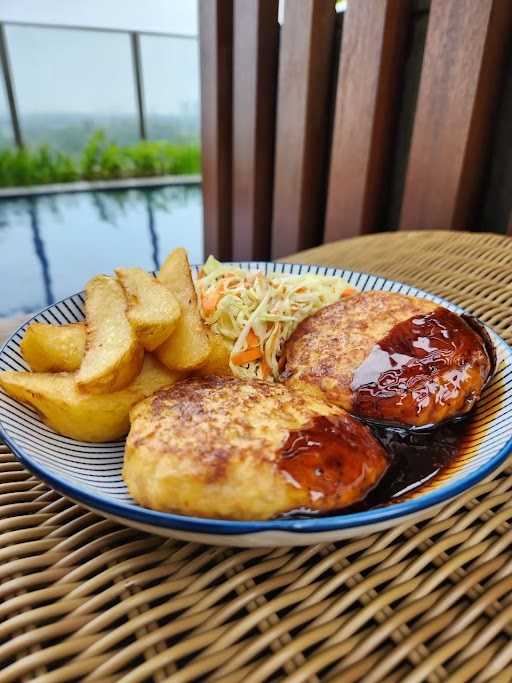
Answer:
[0, 0, 198, 35]
[0, 0, 199, 117]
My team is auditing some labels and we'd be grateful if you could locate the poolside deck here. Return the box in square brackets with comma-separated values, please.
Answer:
[0, 315, 27, 344]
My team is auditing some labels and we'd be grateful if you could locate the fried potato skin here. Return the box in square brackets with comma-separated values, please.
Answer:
[116, 267, 181, 351]
[0, 355, 181, 442]
[76, 275, 144, 394]
[155, 248, 211, 371]
[194, 331, 232, 377]
[124, 376, 388, 520]
[21, 322, 86, 372]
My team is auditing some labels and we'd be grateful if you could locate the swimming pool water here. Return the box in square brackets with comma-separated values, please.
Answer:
[0, 185, 203, 318]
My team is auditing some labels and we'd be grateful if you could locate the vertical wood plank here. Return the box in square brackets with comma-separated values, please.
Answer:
[199, 0, 233, 259]
[324, 0, 409, 243]
[232, 0, 279, 261]
[384, 8, 430, 229]
[271, 0, 336, 259]
[478, 58, 512, 236]
[400, 0, 512, 231]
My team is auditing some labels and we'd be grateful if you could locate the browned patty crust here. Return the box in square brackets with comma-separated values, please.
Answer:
[124, 376, 388, 519]
[283, 291, 491, 427]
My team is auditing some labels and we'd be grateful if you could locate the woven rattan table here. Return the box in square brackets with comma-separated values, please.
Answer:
[1, 230, 512, 683]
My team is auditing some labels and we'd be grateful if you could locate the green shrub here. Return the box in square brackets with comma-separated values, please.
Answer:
[0, 131, 201, 187]
[0, 145, 79, 186]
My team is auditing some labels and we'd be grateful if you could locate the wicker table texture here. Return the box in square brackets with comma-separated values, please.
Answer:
[1, 230, 512, 683]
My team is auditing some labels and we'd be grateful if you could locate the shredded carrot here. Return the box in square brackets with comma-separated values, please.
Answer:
[341, 288, 357, 298]
[232, 347, 262, 365]
[216, 276, 232, 292]
[201, 276, 236, 314]
[261, 358, 272, 378]
[246, 328, 260, 348]
[201, 289, 222, 315]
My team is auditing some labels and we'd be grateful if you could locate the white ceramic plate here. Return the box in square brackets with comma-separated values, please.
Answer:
[1, 263, 511, 546]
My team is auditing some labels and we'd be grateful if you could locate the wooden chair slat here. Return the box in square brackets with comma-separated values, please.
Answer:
[199, 0, 233, 259]
[271, 0, 337, 259]
[478, 58, 512, 236]
[400, 0, 512, 231]
[232, 0, 279, 261]
[324, 0, 409, 243]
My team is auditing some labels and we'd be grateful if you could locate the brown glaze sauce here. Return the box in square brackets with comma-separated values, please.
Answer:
[281, 418, 471, 517]
[348, 419, 470, 512]
[281, 307, 496, 516]
[351, 307, 489, 425]
[279, 306, 496, 517]
[279, 414, 389, 510]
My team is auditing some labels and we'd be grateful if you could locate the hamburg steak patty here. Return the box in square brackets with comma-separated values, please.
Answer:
[283, 291, 492, 427]
[124, 376, 388, 520]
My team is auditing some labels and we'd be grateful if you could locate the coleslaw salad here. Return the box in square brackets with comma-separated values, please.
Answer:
[196, 257, 357, 380]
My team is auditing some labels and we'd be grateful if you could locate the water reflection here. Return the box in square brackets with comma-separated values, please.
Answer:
[0, 185, 203, 317]
[28, 197, 54, 306]
[145, 193, 160, 272]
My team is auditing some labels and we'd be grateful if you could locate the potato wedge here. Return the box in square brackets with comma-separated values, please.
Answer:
[115, 267, 181, 351]
[0, 355, 180, 442]
[21, 322, 86, 372]
[76, 275, 144, 394]
[194, 332, 232, 377]
[155, 248, 211, 370]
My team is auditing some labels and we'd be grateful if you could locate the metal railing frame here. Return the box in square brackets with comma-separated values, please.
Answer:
[131, 32, 147, 140]
[0, 20, 198, 149]
[0, 24, 23, 146]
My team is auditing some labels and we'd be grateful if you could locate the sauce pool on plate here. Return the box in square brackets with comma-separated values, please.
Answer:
[279, 415, 471, 517]
[349, 418, 470, 512]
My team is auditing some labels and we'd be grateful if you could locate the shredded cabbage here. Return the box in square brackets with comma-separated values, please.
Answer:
[196, 256, 357, 381]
